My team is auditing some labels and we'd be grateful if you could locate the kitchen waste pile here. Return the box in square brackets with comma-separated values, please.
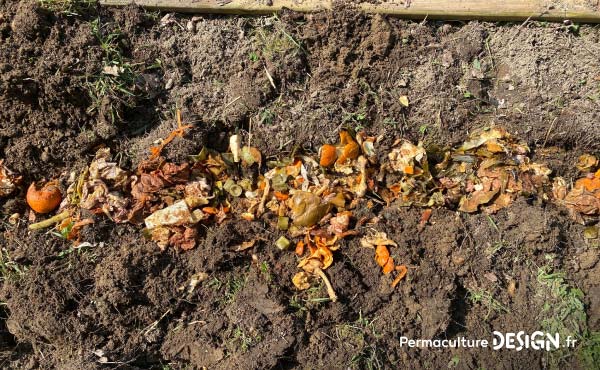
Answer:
[2, 125, 598, 302]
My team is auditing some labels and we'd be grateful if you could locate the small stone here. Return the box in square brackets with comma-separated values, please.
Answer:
[8, 213, 19, 225]
[579, 249, 598, 270]
[40, 150, 50, 162]
[452, 255, 465, 266]
[186, 20, 194, 32]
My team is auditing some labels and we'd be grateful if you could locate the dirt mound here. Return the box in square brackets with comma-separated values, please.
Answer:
[0, 2, 598, 369]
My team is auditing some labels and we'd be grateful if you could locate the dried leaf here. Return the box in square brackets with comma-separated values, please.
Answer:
[328, 212, 351, 235]
[458, 127, 507, 152]
[576, 154, 598, 172]
[399, 95, 409, 107]
[241, 146, 262, 166]
[234, 240, 257, 252]
[458, 178, 500, 213]
[144, 200, 204, 229]
[388, 141, 427, 174]
[563, 187, 600, 216]
[169, 226, 198, 250]
[361, 231, 398, 248]
[0, 160, 22, 197]
[292, 271, 311, 290]
[158, 162, 191, 184]
[184, 180, 211, 207]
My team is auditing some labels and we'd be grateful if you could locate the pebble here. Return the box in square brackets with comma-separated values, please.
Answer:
[579, 249, 599, 270]
[186, 20, 194, 32]
[41, 150, 50, 162]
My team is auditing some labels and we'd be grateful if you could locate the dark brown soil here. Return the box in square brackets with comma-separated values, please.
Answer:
[0, 1, 599, 369]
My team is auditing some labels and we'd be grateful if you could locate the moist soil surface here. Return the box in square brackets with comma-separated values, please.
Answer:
[1, 1, 599, 369]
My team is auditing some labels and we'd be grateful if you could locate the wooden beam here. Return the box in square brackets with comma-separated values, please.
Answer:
[99, 0, 600, 23]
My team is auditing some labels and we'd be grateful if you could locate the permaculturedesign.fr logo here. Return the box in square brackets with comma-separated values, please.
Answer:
[400, 331, 578, 351]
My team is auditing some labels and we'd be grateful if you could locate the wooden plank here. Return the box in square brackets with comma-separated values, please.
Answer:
[99, 0, 600, 22]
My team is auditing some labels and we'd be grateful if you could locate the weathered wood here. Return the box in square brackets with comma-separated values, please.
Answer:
[99, 0, 600, 22]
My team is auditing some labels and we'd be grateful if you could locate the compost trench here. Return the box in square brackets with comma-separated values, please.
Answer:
[0, 1, 599, 369]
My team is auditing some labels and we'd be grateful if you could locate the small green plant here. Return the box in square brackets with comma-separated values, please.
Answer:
[382, 118, 398, 129]
[224, 276, 246, 304]
[38, 0, 95, 15]
[56, 243, 97, 263]
[86, 18, 139, 119]
[343, 109, 368, 131]
[289, 283, 331, 315]
[0, 249, 27, 282]
[52, 221, 74, 240]
[566, 23, 580, 35]
[249, 52, 259, 62]
[230, 326, 262, 352]
[536, 266, 589, 368]
[208, 277, 223, 290]
[337, 311, 384, 369]
[258, 108, 276, 125]
[468, 288, 509, 319]
[251, 18, 305, 61]
[259, 261, 272, 282]
[578, 331, 600, 369]
[447, 355, 460, 368]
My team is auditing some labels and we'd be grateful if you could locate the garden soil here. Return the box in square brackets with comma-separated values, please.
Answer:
[0, 1, 599, 369]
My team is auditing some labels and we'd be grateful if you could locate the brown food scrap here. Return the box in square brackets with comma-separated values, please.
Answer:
[418, 208, 432, 231]
[295, 245, 337, 301]
[0, 160, 22, 197]
[556, 171, 600, 223]
[292, 271, 311, 290]
[234, 240, 257, 252]
[169, 226, 198, 250]
[458, 178, 500, 213]
[361, 230, 398, 248]
[576, 154, 598, 172]
[328, 211, 351, 235]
